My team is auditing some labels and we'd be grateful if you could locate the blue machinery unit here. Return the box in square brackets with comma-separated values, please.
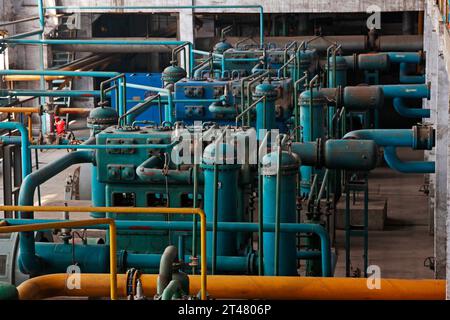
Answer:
[0, 1, 440, 300]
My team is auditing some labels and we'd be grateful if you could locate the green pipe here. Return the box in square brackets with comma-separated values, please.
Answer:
[161, 280, 184, 300]
[0, 283, 18, 300]
[157, 246, 178, 295]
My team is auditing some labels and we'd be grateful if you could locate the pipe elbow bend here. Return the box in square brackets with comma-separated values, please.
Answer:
[393, 97, 430, 118]
[384, 146, 435, 173]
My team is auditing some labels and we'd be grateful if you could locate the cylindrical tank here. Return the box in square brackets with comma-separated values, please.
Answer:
[324, 140, 378, 170]
[253, 83, 278, 140]
[294, 49, 319, 79]
[326, 55, 348, 88]
[90, 166, 106, 218]
[262, 150, 299, 276]
[357, 53, 390, 71]
[343, 86, 384, 110]
[299, 89, 327, 196]
[201, 142, 240, 257]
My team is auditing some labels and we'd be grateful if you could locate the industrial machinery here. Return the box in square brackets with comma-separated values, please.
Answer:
[0, 2, 444, 302]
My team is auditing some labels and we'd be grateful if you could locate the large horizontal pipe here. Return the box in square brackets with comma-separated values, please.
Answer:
[376, 35, 424, 51]
[227, 35, 423, 52]
[17, 273, 445, 300]
[227, 36, 367, 52]
[51, 37, 178, 53]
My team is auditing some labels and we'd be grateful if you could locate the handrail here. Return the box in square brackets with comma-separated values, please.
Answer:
[0, 205, 208, 300]
[0, 217, 117, 300]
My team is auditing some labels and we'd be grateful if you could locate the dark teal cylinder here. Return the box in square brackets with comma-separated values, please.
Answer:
[90, 165, 106, 218]
[299, 89, 327, 196]
[201, 142, 240, 257]
[262, 151, 299, 276]
[253, 83, 278, 140]
[326, 55, 348, 88]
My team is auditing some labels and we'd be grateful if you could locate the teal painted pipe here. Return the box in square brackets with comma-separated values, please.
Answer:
[0, 122, 31, 179]
[380, 84, 430, 99]
[343, 129, 435, 173]
[17, 151, 94, 275]
[0, 136, 22, 145]
[262, 150, 299, 276]
[136, 156, 197, 184]
[393, 97, 430, 118]
[399, 63, 426, 84]
[343, 129, 416, 147]
[387, 52, 422, 64]
[384, 146, 435, 173]
[7, 219, 331, 276]
[35, 243, 109, 274]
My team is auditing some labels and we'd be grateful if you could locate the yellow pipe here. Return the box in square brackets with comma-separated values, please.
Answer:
[0, 107, 40, 114]
[17, 274, 445, 300]
[0, 205, 207, 300]
[56, 107, 91, 116]
[0, 218, 117, 300]
[3, 75, 67, 81]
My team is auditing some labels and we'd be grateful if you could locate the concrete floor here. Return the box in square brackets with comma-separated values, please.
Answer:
[333, 148, 434, 279]
[0, 137, 435, 279]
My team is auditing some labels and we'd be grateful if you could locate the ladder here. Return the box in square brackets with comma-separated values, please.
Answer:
[344, 171, 369, 277]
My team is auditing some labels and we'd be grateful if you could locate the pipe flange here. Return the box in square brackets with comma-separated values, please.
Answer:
[412, 124, 435, 150]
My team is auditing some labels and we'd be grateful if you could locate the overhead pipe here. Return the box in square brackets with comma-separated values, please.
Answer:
[17, 273, 445, 300]
[44, 5, 265, 48]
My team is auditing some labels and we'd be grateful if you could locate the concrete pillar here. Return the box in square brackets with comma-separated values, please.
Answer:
[178, 7, 194, 76]
[434, 23, 449, 280]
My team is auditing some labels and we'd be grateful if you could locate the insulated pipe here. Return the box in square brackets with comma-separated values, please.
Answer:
[17, 151, 95, 275]
[17, 274, 445, 300]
